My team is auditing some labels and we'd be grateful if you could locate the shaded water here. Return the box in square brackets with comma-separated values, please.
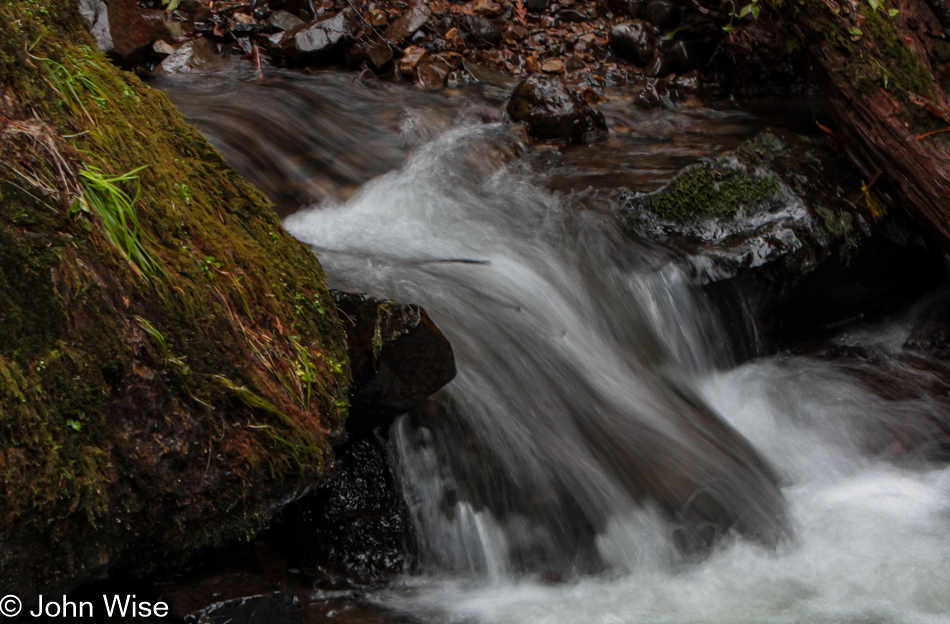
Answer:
[163, 70, 950, 623]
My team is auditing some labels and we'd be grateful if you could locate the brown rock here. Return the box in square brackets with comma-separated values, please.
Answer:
[367, 8, 389, 26]
[540, 58, 565, 73]
[398, 45, 428, 76]
[417, 61, 452, 89]
[383, 3, 432, 43]
[467, 0, 503, 16]
[106, 0, 171, 61]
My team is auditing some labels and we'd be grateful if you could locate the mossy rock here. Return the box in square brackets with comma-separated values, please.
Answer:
[0, 0, 350, 596]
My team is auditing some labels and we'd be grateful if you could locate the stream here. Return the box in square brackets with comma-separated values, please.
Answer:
[161, 68, 950, 624]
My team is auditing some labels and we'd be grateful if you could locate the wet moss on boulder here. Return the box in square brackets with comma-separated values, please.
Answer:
[0, 0, 350, 597]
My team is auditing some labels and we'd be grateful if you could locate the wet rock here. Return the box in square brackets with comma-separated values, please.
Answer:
[278, 11, 353, 59]
[604, 0, 644, 17]
[526, 0, 551, 11]
[100, 0, 172, 63]
[367, 8, 389, 26]
[462, 59, 520, 87]
[383, 3, 432, 43]
[557, 9, 590, 22]
[397, 45, 428, 76]
[654, 39, 710, 75]
[334, 292, 456, 438]
[506, 75, 606, 142]
[608, 21, 656, 66]
[644, 0, 677, 27]
[662, 69, 702, 100]
[468, 0, 504, 17]
[268, 437, 415, 584]
[540, 58, 565, 73]
[417, 61, 452, 89]
[269, 9, 306, 30]
[905, 293, 950, 357]
[622, 129, 944, 353]
[346, 40, 395, 69]
[153, 38, 224, 75]
[457, 14, 503, 46]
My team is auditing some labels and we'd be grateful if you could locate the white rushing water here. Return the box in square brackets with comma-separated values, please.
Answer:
[281, 116, 950, 623]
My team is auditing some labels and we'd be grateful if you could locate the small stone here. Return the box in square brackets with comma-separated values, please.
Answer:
[398, 45, 428, 75]
[540, 15, 556, 27]
[269, 9, 306, 31]
[468, 0, 503, 16]
[383, 3, 432, 43]
[565, 55, 585, 71]
[416, 61, 452, 89]
[540, 58, 564, 73]
[367, 8, 389, 26]
[458, 14, 502, 46]
[557, 9, 589, 22]
[279, 11, 353, 58]
[525, 54, 540, 72]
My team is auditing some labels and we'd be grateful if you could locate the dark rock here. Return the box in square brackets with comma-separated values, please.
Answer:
[525, 0, 551, 11]
[346, 40, 395, 69]
[506, 75, 606, 142]
[662, 69, 702, 100]
[557, 9, 590, 22]
[268, 437, 415, 584]
[608, 21, 656, 66]
[644, 0, 677, 27]
[661, 39, 710, 74]
[269, 9, 306, 30]
[457, 14, 503, 46]
[278, 11, 352, 59]
[905, 293, 950, 357]
[383, 3, 432, 43]
[604, 0, 644, 17]
[334, 292, 456, 439]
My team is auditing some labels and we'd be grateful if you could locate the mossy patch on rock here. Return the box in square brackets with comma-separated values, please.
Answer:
[648, 164, 781, 223]
[0, 0, 350, 596]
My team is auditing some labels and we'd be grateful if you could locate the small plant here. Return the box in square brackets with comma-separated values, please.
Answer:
[73, 164, 160, 279]
[31, 52, 110, 123]
[200, 255, 222, 279]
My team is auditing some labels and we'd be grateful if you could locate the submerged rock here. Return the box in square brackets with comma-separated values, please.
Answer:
[506, 75, 606, 142]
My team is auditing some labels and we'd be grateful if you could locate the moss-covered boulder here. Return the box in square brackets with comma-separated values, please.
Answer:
[621, 129, 942, 352]
[0, 0, 350, 596]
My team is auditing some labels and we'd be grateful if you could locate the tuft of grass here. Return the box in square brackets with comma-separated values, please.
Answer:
[73, 164, 160, 280]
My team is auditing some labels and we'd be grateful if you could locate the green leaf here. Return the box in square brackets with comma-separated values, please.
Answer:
[66, 419, 82, 431]
[739, 3, 754, 17]
[750, 4, 761, 19]
[867, 0, 880, 11]
[888, 7, 899, 15]
[723, 23, 734, 31]
[849, 26, 863, 39]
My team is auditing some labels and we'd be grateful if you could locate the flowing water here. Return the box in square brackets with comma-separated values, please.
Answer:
[162, 69, 950, 624]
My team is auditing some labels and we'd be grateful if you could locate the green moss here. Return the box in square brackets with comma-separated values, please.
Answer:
[0, 0, 351, 595]
[650, 164, 781, 222]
